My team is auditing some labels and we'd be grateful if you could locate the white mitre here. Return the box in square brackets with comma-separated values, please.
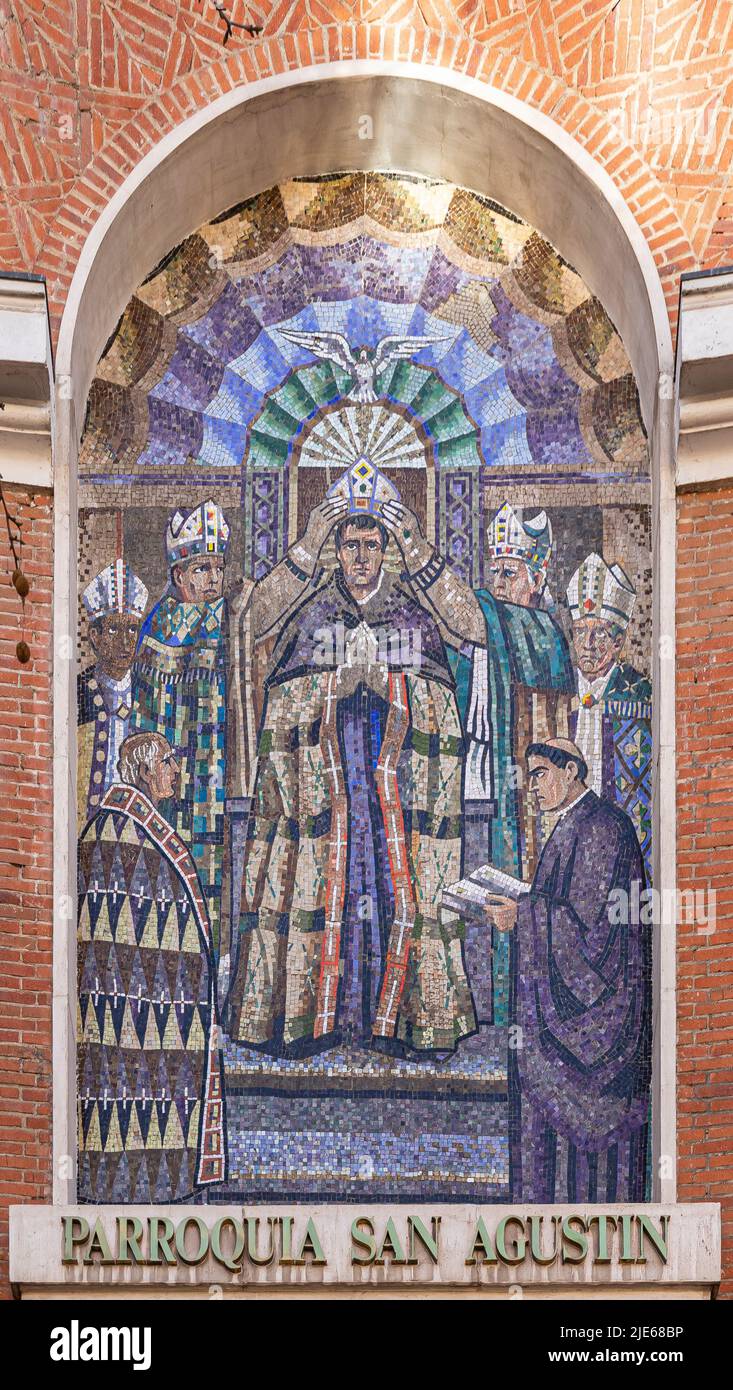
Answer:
[567, 552, 636, 630]
[165, 499, 230, 568]
[82, 561, 148, 621]
[488, 502, 552, 575]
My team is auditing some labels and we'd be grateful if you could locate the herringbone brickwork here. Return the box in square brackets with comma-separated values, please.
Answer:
[1, 1, 732, 335]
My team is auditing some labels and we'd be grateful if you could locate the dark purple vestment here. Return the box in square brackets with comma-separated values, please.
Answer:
[515, 789, 651, 1201]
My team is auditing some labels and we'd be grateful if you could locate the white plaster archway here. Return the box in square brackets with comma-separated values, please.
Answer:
[52, 61, 676, 1210]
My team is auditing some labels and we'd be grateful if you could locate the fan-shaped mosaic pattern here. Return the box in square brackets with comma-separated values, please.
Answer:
[81, 172, 647, 504]
[77, 171, 652, 1207]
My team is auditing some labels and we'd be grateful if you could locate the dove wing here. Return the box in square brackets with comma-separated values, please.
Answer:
[277, 328, 356, 373]
[372, 333, 452, 375]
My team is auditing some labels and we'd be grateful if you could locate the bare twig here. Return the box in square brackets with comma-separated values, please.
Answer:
[0, 475, 30, 661]
[210, 2, 262, 44]
[0, 478, 22, 572]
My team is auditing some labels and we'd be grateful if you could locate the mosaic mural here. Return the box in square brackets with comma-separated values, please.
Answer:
[76, 172, 653, 1206]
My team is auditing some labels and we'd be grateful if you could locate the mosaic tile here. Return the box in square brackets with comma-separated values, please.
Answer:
[76, 173, 653, 1207]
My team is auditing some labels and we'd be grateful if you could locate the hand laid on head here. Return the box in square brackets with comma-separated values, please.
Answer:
[381, 500, 431, 572]
[484, 894, 518, 933]
[301, 497, 350, 557]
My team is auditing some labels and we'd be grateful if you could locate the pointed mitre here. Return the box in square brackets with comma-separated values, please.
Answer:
[82, 561, 148, 622]
[165, 499, 230, 568]
[326, 458, 400, 516]
[488, 502, 552, 575]
[566, 552, 636, 630]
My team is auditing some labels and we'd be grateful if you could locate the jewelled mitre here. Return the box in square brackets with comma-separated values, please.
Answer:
[165, 499, 230, 567]
[326, 459, 400, 516]
[567, 552, 636, 630]
[488, 501, 552, 575]
[82, 560, 148, 621]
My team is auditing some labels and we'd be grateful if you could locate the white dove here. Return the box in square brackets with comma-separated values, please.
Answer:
[277, 328, 450, 403]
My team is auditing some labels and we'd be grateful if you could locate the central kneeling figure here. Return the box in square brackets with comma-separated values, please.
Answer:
[225, 476, 475, 1058]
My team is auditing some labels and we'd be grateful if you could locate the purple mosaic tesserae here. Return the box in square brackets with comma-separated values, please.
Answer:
[76, 172, 652, 1205]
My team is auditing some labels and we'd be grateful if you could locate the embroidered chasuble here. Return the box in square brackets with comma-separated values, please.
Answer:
[77, 783, 227, 1202]
[225, 568, 476, 1056]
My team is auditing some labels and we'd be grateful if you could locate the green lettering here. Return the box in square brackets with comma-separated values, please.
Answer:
[280, 1215, 296, 1265]
[561, 1215, 588, 1264]
[408, 1215, 440, 1265]
[83, 1218, 115, 1265]
[496, 1216, 526, 1265]
[375, 1217, 407, 1265]
[62, 1215, 89, 1264]
[588, 1214, 616, 1264]
[528, 1215, 558, 1266]
[212, 1217, 245, 1273]
[351, 1217, 377, 1265]
[118, 1216, 144, 1265]
[636, 1214, 669, 1264]
[465, 1217, 496, 1266]
[148, 1216, 176, 1266]
[175, 1215, 210, 1266]
[246, 1216, 276, 1266]
[297, 1218, 327, 1266]
[619, 1213, 636, 1263]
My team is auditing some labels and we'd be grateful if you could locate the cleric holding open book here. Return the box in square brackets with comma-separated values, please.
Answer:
[484, 738, 652, 1203]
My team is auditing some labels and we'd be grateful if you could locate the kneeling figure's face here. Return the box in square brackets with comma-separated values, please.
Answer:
[144, 740, 181, 803]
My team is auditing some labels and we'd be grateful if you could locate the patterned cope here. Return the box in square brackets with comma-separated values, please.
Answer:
[77, 665, 134, 833]
[452, 591, 575, 1027]
[131, 593, 228, 952]
[225, 569, 476, 1054]
[77, 784, 226, 1202]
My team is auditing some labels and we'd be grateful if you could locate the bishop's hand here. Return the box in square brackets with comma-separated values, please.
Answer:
[381, 500, 432, 573]
[297, 497, 350, 566]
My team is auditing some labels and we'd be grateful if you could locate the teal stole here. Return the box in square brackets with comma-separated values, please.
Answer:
[450, 590, 574, 1023]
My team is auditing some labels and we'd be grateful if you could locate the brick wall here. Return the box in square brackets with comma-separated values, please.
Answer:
[0, 485, 53, 1299]
[1, 2, 732, 337]
[676, 482, 733, 1300]
[0, 0, 732, 1298]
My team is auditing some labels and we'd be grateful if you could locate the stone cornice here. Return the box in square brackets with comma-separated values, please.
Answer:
[677, 268, 733, 488]
[0, 274, 53, 489]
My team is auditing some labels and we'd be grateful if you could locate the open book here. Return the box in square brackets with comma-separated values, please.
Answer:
[442, 862, 530, 920]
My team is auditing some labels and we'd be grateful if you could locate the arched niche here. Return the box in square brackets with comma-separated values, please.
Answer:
[52, 64, 676, 1211]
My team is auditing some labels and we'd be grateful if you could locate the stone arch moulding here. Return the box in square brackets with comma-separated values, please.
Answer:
[52, 61, 677, 1207]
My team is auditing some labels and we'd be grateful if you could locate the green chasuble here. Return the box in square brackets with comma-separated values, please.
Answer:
[450, 589, 575, 1024]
